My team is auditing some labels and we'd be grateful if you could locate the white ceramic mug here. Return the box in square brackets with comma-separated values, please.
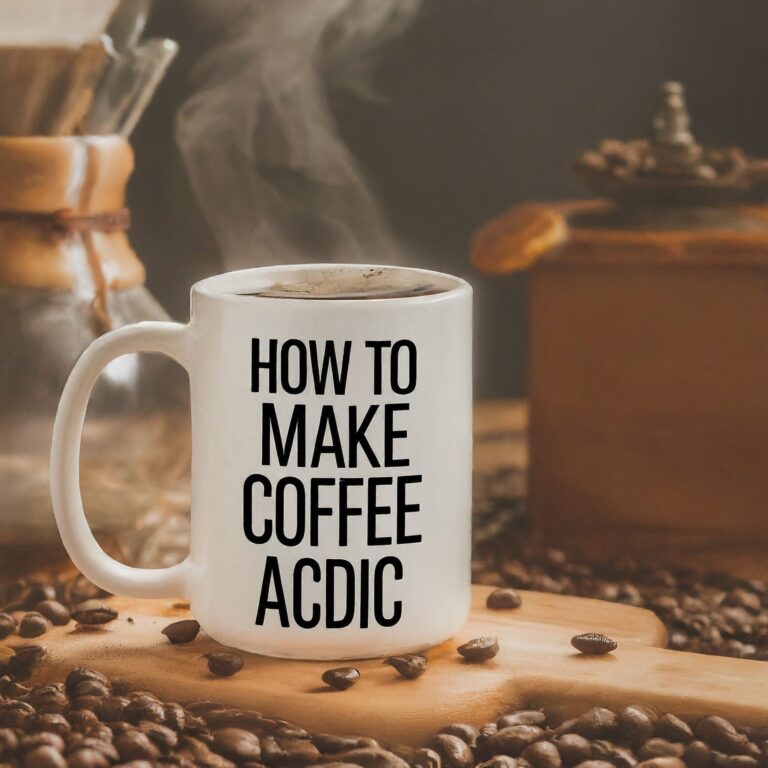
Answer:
[50, 264, 473, 659]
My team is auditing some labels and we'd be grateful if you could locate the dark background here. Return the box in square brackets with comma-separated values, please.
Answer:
[132, 0, 768, 399]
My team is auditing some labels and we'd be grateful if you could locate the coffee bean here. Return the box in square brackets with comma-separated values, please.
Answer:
[70, 602, 117, 626]
[438, 725, 480, 748]
[638, 739, 684, 760]
[499, 561, 531, 588]
[161, 619, 201, 644]
[35, 601, 71, 627]
[0, 675, 29, 699]
[572, 709, 617, 739]
[23, 745, 67, 768]
[0, 613, 16, 639]
[0, 727, 19, 755]
[388, 744, 416, 765]
[69, 691, 109, 712]
[65, 739, 119, 763]
[486, 726, 544, 756]
[321, 667, 360, 691]
[176, 735, 230, 767]
[554, 720, 577, 737]
[162, 703, 187, 731]
[656, 715, 693, 743]
[521, 741, 562, 768]
[486, 589, 522, 610]
[384, 655, 427, 680]
[0, 579, 29, 612]
[726, 589, 762, 614]
[65, 668, 111, 696]
[111, 722, 135, 737]
[554, 733, 592, 764]
[635, 760, 687, 768]
[720, 757, 759, 768]
[25, 584, 57, 607]
[475, 758, 519, 768]
[85, 726, 115, 745]
[570, 634, 617, 655]
[571, 761, 614, 768]
[0, 700, 35, 728]
[313, 734, 374, 753]
[319, 762, 373, 768]
[427, 734, 474, 768]
[412, 746, 442, 768]
[457, 636, 499, 662]
[64, 577, 109, 607]
[20, 732, 65, 753]
[179, 712, 212, 737]
[204, 652, 244, 678]
[126, 697, 166, 725]
[14, 644, 48, 666]
[114, 730, 160, 762]
[211, 728, 261, 761]
[684, 741, 713, 768]
[618, 707, 657, 747]
[136, 722, 177, 752]
[24, 684, 68, 714]
[321, 747, 410, 768]
[66, 748, 112, 768]
[32, 714, 70, 737]
[696, 718, 749, 755]
[262, 733, 320, 763]
[93, 695, 128, 722]
[19, 613, 52, 638]
[70, 679, 111, 699]
[590, 740, 636, 768]
[274, 724, 308, 741]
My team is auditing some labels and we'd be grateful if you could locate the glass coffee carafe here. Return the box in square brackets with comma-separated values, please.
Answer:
[0, 3, 189, 571]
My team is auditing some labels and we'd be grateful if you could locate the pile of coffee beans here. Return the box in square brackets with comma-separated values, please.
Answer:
[472, 468, 768, 661]
[0, 575, 115, 643]
[407, 704, 768, 768]
[1, 662, 766, 768]
[0, 467, 764, 764]
[0, 664, 408, 768]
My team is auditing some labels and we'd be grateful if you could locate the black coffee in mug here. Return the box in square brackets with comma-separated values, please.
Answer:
[235, 267, 448, 300]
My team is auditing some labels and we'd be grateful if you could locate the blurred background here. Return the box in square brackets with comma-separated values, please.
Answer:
[133, 0, 768, 398]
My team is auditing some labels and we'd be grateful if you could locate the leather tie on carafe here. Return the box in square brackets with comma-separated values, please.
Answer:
[0, 136, 144, 333]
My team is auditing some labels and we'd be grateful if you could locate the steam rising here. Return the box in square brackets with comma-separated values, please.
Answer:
[176, 0, 421, 269]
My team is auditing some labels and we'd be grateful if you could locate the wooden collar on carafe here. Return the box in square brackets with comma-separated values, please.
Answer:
[0, 136, 145, 293]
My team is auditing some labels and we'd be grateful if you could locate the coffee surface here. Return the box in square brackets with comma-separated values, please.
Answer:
[233, 266, 451, 300]
[238, 283, 444, 300]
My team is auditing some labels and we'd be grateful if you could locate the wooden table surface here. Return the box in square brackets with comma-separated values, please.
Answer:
[7, 401, 768, 744]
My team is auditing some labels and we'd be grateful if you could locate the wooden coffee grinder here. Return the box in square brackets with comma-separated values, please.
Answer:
[472, 82, 768, 577]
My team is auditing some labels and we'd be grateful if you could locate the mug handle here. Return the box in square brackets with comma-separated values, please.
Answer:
[50, 321, 193, 599]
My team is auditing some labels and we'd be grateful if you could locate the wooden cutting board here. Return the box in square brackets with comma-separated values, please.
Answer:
[10, 585, 768, 745]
